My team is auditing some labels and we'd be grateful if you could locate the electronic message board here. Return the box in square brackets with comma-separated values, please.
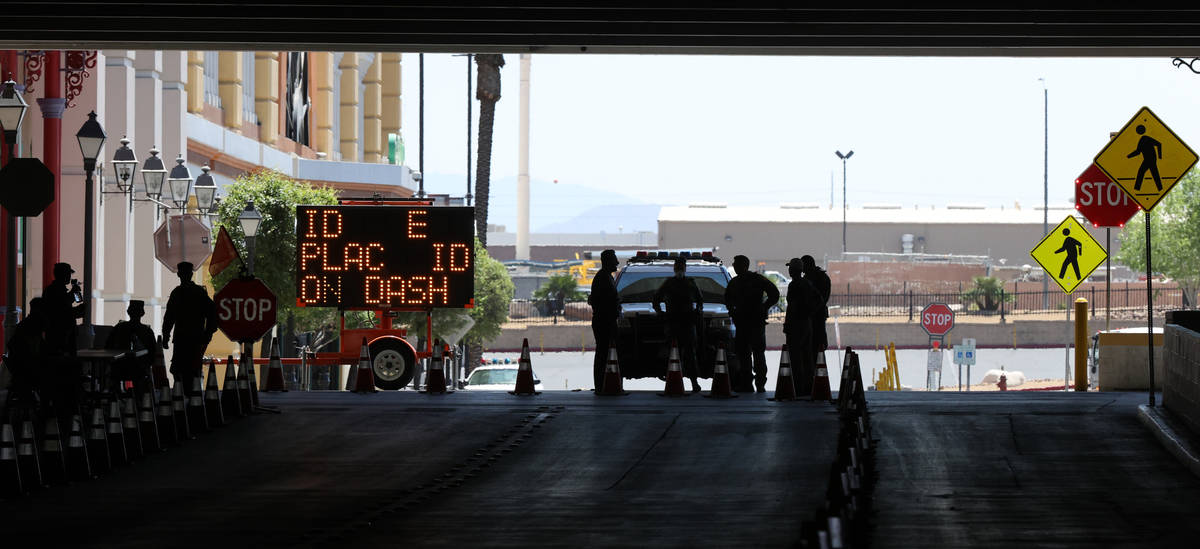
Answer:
[295, 205, 475, 309]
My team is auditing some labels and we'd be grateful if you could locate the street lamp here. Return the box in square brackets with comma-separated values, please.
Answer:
[193, 165, 217, 215]
[166, 154, 192, 209]
[0, 79, 28, 147]
[239, 201, 262, 275]
[76, 110, 107, 335]
[0, 78, 28, 354]
[835, 149, 854, 255]
[110, 136, 137, 193]
[1039, 77, 1049, 310]
[141, 147, 167, 201]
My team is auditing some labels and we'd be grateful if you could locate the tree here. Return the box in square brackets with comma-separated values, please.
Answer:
[960, 276, 1013, 312]
[474, 54, 505, 247]
[1116, 168, 1200, 303]
[533, 274, 585, 302]
[211, 169, 339, 336]
[393, 238, 513, 344]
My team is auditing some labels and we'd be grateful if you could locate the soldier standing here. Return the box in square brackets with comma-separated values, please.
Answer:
[161, 262, 219, 394]
[654, 257, 704, 393]
[784, 258, 821, 396]
[105, 300, 156, 394]
[588, 249, 620, 391]
[41, 263, 85, 416]
[724, 255, 779, 393]
[801, 255, 832, 363]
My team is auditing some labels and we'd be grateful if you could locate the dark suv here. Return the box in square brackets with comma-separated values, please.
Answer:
[612, 252, 738, 380]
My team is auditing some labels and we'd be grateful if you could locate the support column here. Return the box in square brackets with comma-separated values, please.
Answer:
[217, 51, 243, 131]
[161, 51, 187, 335]
[363, 54, 382, 163]
[516, 54, 531, 261]
[381, 52, 402, 161]
[255, 51, 280, 144]
[38, 51, 65, 282]
[311, 52, 334, 157]
[100, 51, 137, 325]
[133, 51, 163, 333]
[186, 51, 204, 113]
[338, 53, 360, 162]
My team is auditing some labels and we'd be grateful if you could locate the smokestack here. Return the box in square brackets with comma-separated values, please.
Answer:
[516, 54, 531, 261]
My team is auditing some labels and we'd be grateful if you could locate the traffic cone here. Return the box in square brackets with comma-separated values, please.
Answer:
[105, 400, 128, 466]
[65, 414, 91, 481]
[16, 417, 41, 489]
[171, 383, 193, 440]
[205, 359, 226, 427]
[510, 338, 540, 396]
[263, 346, 287, 392]
[658, 339, 687, 397]
[811, 350, 833, 402]
[706, 345, 736, 398]
[85, 405, 110, 475]
[138, 391, 161, 453]
[245, 352, 262, 407]
[2, 423, 23, 497]
[352, 338, 378, 393]
[344, 348, 359, 391]
[222, 355, 244, 418]
[770, 344, 798, 401]
[39, 414, 66, 485]
[235, 354, 253, 410]
[187, 372, 209, 433]
[597, 347, 628, 396]
[156, 386, 178, 446]
[120, 395, 143, 459]
[423, 340, 450, 394]
[152, 335, 170, 389]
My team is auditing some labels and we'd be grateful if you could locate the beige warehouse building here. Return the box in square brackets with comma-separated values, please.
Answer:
[657, 203, 1128, 273]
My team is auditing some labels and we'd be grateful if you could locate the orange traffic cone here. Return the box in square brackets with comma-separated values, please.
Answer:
[16, 416, 42, 489]
[65, 414, 91, 481]
[245, 352, 262, 407]
[658, 339, 688, 397]
[235, 354, 253, 408]
[423, 340, 450, 394]
[152, 335, 170, 389]
[105, 400, 128, 465]
[811, 350, 832, 402]
[39, 414, 66, 485]
[263, 345, 287, 392]
[171, 383, 192, 441]
[706, 345, 736, 398]
[187, 372, 209, 433]
[222, 355, 245, 418]
[351, 338, 378, 393]
[120, 395, 143, 459]
[510, 338, 541, 395]
[85, 405, 110, 474]
[597, 347, 628, 396]
[205, 359, 226, 427]
[156, 386, 178, 446]
[1, 423, 21, 496]
[138, 391, 161, 453]
[770, 344, 798, 401]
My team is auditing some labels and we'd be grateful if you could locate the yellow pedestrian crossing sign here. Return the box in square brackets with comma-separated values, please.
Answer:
[1093, 107, 1197, 211]
[1030, 216, 1108, 294]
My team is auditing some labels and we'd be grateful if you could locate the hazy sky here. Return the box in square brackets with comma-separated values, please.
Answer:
[401, 54, 1200, 224]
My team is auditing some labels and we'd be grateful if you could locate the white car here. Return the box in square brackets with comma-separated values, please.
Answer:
[462, 365, 543, 391]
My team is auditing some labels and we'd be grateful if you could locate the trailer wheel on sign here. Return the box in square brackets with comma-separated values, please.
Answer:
[369, 337, 417, 390]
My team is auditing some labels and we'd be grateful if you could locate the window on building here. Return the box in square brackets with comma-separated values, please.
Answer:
[285, 52, 310, 146]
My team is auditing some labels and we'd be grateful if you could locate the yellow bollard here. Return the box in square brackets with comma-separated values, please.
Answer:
[890, 343, 900, 390]
[1075, 298, 1088, 391]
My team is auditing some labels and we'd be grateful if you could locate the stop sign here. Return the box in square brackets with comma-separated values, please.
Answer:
[921, 303, 955, 337]
[0, 158, 55, 216]
[215, 277, 277, 342]
[1075, 163, 1141, 228]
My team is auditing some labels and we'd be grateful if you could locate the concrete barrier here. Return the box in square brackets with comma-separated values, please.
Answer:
[1164, 321, 1200, 436]
[1097, 330, 1163, 391]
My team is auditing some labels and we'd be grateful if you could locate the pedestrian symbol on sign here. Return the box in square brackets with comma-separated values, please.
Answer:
[1127, 124, 1163, 191]
[1030, 215, 1109, 294]
[1054, 228, 1083, 280]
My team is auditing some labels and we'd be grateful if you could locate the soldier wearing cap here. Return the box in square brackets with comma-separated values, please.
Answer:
[161, 262, 219, 393]
[41, 262, 85, 356]
[653, 256, 704, 393]
[725, 255, 779, 393]
[105, 299, 156, 394]
[784, 257, 822, 396]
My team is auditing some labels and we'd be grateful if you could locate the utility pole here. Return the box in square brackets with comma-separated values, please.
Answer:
[836, 150, 854, 255]
[1041, 78, 1049, 310]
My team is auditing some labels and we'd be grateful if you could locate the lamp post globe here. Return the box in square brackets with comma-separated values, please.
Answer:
[75, 110, 106, 171]
[111, 136, 138, 192]
[193, 165, 217, 215]
[239, 201, 262, 275]
[166, 154, 192, 209]
[76, 111, 107, 338]
[0, 79, 28, 146]
[835, 149, 854, 255]
[141, 147, 167, 199]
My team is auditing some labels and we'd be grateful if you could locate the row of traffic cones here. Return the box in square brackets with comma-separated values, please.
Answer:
[2, 352, 265, 498]
[799, 347, 876, 549]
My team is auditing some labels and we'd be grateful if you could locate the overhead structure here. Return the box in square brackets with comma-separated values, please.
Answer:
[4, 5, 1200, 56]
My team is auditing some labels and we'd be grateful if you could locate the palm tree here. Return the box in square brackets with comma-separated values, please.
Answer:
[473, 54, 505, 248]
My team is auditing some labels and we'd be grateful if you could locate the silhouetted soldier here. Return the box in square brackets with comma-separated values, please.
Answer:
[41, 263, 85, 416]
[801, 255, 832, 361]
[725, 255, 779, 393]
[161, 262, 219, 394]
[784, 258, 821, 396]
[105, 300, 156, 394]
[588, 249, 620, 391]
[654, 256, 704, 393]
[1127, 124, 1163, 191]
[5, 297, 48, 404]
[1055, 228, 1083, 280]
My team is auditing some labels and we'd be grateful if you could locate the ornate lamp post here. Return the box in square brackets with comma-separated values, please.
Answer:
[106, 136, 138, 208]
[141, 147, 167, 204]
[75, 111, 106, 334]
[0, 78, 29, 351]
[239, 202, 262, 276]
[193, 165, 217, 216]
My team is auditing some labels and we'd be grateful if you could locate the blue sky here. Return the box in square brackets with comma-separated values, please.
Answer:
[402, 54, 1200, 231]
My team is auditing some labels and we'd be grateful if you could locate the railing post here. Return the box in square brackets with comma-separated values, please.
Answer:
[908, 290, 914, 322]
[1091, 286, 1096, 318]
[1000, 288, 1006, 323]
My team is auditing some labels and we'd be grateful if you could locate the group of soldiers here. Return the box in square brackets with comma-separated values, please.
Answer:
[588, 250, 831, 394]
[4, 261, 219, 418]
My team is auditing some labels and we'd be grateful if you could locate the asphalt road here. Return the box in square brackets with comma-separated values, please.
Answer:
[4, 390, 1199, 547]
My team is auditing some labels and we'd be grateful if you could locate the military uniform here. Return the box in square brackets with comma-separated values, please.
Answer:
[653, 272, 703, 389]
[725, 270, 779, 392]
[162, 263, 219, 393]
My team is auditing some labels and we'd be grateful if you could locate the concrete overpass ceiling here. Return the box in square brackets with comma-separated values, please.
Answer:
[4, 3, 1200, 56]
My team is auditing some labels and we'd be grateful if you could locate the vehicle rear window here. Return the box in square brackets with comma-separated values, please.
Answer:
[616, 269, 729, 303]
[468, 369, 518, 385]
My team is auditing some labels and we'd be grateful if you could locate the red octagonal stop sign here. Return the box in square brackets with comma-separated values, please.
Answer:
[921, 303, 955, 337]
[1075, 163, 1141, 228]
[215, 277, 277, 342]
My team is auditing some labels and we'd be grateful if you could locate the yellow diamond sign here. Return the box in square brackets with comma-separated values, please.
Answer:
[1093, 106, 1197, 211]
[1030, 216, 1108, 294]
